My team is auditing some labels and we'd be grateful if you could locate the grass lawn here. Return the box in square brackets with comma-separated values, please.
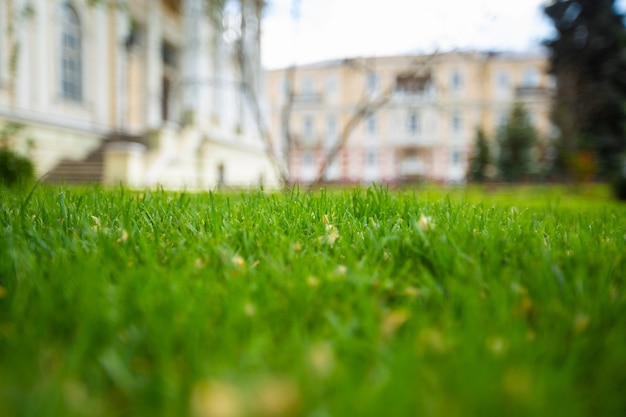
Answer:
[1, 184, 625, 417]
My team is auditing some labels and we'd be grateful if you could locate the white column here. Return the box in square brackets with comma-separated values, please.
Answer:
[182, 0, 213, 127]
[33, 0, 48, 111]
[145, 4, 162, 129]
[181, 0, 200, 120]
[92, 5, 110, 127]
[240, 0, 262, 135]
[212, 19, 225, 125]
[242, 0, 261, 97]
[115, 9, 130, 130]
[14, 0, 30, 109]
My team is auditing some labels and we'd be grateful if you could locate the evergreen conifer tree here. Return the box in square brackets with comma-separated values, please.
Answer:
[544, 0, 626, 177]
[497, 103, 538, 182]
[468, 128, 491, 182]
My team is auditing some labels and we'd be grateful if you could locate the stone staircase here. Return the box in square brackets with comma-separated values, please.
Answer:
[44, 133, 144, 185]
[44, 142, 107, 185]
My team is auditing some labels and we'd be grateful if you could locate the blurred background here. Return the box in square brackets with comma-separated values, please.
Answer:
[1, 0, 626, 198]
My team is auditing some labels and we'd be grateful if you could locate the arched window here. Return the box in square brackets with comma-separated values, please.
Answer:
[60, 3, 82, 101]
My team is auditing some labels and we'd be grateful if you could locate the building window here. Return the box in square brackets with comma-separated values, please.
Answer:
[303, 115, 314, 139]
[60, 3, 82, 101]
[452, 111, 462, 133]
[366, 149, 377, 167]
[451, 70, 463, 92]
[282, 77, 291, 97]
[451, 148, 462, 165]
[366, 114, 377, 135]
[161, 41, 179, 122]
[366, 73, 378, 94]
[161, 41, 178, 67]
[327, 114, 337, 136]
[326, 114, 337, 147]
[547, 75, 557, 89]
[522, 68, 540, 88]
[326, 157, 340, 180]
[326, 76, 338, 96]
[408, 111, 420, 134]
[302, 78, 314, 96]
[302, 151, 314, 167]
[496, 71, 509, 91]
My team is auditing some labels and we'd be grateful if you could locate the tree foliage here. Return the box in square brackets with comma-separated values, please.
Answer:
[497, 103, 538, 182]
[544, 0, 626, 178]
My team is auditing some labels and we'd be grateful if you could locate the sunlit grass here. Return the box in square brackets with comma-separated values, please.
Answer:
[1, 185, 625, 416]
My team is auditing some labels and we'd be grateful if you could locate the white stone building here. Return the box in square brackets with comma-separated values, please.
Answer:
[0, 0, 280, 189]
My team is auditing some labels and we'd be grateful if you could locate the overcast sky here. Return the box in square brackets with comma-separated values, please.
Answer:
[261, 0, 626, 69]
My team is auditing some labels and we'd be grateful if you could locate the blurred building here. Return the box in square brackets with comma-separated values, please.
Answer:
[265, 51, 554, 184]
[0, 0, 279, 189]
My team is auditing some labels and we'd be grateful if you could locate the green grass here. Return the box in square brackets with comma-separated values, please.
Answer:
[1, 185, 625, 417]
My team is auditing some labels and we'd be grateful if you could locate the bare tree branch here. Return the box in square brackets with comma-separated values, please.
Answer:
[235, 0, 290, 184]
[280, 65, 297, 176]
[306, 51, 440, 189]
[308, 84, 394, 189]
[241, 79, 291, 183]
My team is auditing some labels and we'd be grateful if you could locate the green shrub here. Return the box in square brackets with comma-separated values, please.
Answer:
[0, 148, 35, 187]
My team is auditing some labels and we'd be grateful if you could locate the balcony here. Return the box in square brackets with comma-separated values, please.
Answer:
[391, 72, 436, 103]
[391, 133, 438, 148]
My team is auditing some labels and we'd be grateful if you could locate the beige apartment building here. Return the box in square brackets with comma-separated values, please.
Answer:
[0, 0, 279, 189]
[265, 51, 554, 184]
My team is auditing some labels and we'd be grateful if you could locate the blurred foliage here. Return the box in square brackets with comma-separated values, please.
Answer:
[0, 122, 34, 188]
[0, 149, 34, 188]
[0, 122, 25, 149]
[613, 175, 626, 200]
[567, 150, 598, 183]
[544, 0, 626, 179]
[612, 154, 626, 200]
[468, 128, 492, 182]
